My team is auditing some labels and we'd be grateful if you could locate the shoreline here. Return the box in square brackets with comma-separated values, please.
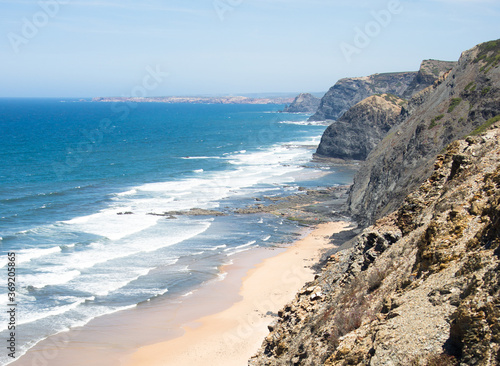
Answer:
[123, 221, 351, 366]
[10, 221, 352, 366]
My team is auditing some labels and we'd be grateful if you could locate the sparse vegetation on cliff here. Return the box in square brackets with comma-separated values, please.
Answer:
[250, 39, 500, 366]
[474, 39, 500, 72]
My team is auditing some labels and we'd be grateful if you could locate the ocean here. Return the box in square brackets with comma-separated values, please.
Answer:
[0, 99, 355, 364]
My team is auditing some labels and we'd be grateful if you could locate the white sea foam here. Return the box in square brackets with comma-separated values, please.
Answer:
[1, 112, 329, 366]
[208, 244, 226, 251]
[71, 267, 154, 297]
[17, 296, 94, 327]
[22, 270, 81, 289]
[16, 246, 62, 265]
[116, 189, 138, 197]
[224, 240, 258, 256]
[57, 220, 212, 273]
[62, 209, 161, 241]
[180, 156, 222, 160]
[224, 240, 256, 252]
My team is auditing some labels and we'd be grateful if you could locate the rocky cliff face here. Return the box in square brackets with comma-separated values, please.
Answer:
[250, 39, 500, 366]
[348, 40, 500, 226]
[315, 94, 405, 160]
[308, 72, 416, 122]
[282, 93, 321, 113]
[250, 124, 500, 366]
[403, 59, 458, 98]
[309, 60, 456, 123]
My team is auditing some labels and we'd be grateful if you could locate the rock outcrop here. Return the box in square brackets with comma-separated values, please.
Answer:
[250, 123, 500, 366]
[282, 93, 321, 113]
[403, 59, 458, 98]
[250, 39, 500, 366]
[315, 94, 405, 160]
[308, 72, 415, 122]
[348, 40, 500, 226]
[309, 60, 456, 123]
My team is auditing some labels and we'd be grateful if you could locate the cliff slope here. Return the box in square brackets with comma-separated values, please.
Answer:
[308, 72, 415, 122]
[403, 59, 458, 98]
[309, 60, 456, 122]
[250, 124, 500, 366]
[349, 40, 500, 226]
[282, 93, 321, 113]
[315, 94, 405, 160]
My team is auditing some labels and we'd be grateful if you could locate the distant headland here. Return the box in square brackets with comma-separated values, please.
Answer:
[91, 95, 295, 105]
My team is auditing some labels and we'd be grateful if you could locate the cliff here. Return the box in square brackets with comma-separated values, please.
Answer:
[315, 94, 405, 160]
[282, 93, 321, 113]
[309, 60, 456, 122]
[403, 59, 458, 98]
[348, 40, 500, 226]
[250, 39, 500, 366]
[250, 126, 500, 365]
[308, 72, 415, 122]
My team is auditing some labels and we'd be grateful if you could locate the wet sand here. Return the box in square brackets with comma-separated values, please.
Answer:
[11, 221, 350, 366]
[124, 221, 350, 366]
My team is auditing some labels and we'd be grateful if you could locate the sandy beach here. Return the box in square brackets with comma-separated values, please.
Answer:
[10, 221, 350, 366]
[123, 221, 351, 366]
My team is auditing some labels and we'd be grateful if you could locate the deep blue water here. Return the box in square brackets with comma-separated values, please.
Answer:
[0, 98, 355, 364]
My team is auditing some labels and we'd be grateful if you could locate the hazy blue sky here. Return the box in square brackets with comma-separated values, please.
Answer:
[1, 0, 499, 97]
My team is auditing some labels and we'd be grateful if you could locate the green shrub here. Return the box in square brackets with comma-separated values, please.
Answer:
[429, 114, 444, 129]
[464, 82, 475, 91]
[481, 87, 491, 95]
[474, 40, 500, 72]
[469, 114, 500, 136]
[447, 98, 462, 113]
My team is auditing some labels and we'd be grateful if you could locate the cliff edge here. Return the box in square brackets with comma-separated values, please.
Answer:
[308, 72, 415, 122]
[349, 40, 500, 226]
[250, 126, 500, 365]
[250, 39, 500, 366]
[282, 93, 321, 113]
[315, 94, 405, 161]
[309, 60, 456, 123]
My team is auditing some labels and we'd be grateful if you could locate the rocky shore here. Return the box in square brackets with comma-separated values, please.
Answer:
[250, 39, 500, 366]
[142, 185, 351, 226]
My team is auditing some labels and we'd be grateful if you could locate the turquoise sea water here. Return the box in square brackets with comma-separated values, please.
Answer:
[0, 99, 355, 364]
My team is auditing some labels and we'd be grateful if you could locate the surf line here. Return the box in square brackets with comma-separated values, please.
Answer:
[6, 252, 16, 359]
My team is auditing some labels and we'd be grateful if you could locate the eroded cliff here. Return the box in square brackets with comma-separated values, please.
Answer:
[348, 40, 500, 226]
[282, 93, 321, 113]
[250, 39, 500, 366]
[250, 121, 500, 366]
[315, 94, 405, 160]
[309, 60, 455, 123]
[308, 72, 415, 122]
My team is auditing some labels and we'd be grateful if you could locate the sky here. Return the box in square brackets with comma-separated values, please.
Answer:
[0, 0, 499, 98]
